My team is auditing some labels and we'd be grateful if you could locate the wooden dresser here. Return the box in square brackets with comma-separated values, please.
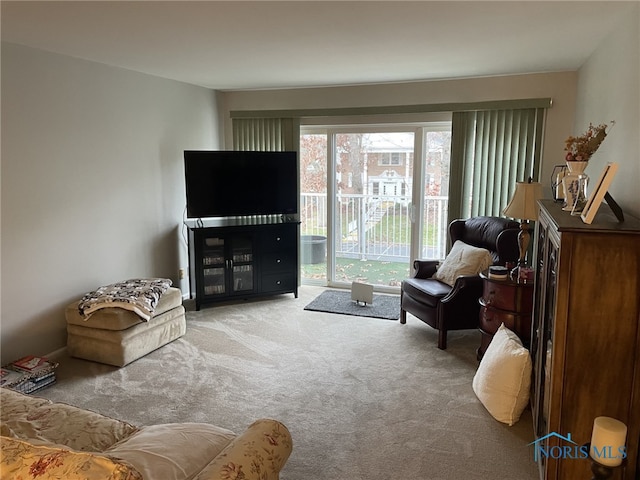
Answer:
[477, 270, 534, 359]
[530, 200, 640, 480]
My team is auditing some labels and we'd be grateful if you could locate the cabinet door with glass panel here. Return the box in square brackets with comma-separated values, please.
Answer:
[530, 215, 559, 476]
[200, 230, 256, 299]
[229, 234, 255, 294]
[201, 235, 227, 297]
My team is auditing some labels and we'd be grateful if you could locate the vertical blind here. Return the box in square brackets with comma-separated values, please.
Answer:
[448, 108, 545, 220]
[232, 117, 302, 230]
[232, 103, 547, 227]
[232, 118, 300, 152]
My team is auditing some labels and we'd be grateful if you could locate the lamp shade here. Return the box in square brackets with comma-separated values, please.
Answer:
[590, 416, 627, 467]
[503, 182, 543, 221]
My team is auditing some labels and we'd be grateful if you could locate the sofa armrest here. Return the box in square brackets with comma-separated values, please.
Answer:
[412, 259, 439, 279]
[193, 419, 292, 480]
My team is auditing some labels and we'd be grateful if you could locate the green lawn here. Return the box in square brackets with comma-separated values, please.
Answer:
[370, 214, 440, 246]
[302, 257, 409, 287]
[301, 210, 443, 287]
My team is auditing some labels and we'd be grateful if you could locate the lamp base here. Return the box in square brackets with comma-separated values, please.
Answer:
[590, 461, 615, 480]
[517, 221, 531, 265]
[509, 264, 520, 281]
[510, 221, 531, 282]
[582, 443, 625, 480]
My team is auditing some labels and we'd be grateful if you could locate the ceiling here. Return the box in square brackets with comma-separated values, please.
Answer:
[1, 1, 634, 91]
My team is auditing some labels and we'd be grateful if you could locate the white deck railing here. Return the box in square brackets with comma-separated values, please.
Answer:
[300, 193, 449, 262]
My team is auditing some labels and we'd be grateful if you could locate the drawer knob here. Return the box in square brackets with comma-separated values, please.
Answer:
[486, 289, 496, 305]
[276, 280, 281, 285]
[276, 237, 281, 241]
[276, 259, 281, 263]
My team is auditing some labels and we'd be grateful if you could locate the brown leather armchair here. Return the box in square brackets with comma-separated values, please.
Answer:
[400, 216, 520, 349]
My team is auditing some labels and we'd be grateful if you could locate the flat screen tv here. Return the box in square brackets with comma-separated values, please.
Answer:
[184, 150, 298, 219]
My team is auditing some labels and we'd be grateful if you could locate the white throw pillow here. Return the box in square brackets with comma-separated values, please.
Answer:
[472, 323, 532, 426]
[432, 240, 492, 287]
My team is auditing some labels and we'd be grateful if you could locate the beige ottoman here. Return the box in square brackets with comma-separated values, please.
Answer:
[66, 287, 186, 367]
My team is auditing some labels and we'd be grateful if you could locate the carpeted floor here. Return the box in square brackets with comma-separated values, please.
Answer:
[304, 289, 400, 320]
[41, 285, 538, 480]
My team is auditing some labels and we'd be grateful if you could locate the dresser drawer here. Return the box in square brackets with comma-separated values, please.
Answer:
[261, 273, 296, 293]
[260, 226, 297, 251]
[479, 305, 532, 346]
[480, 305, 516, 334]
[261, 252, 297, 273]
[482, 280, 533, 312]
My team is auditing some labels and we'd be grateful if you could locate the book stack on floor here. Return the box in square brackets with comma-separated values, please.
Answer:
[0, 355, 58, 394]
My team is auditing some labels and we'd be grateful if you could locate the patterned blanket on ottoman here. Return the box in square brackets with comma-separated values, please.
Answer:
[78, 278, 172, 321]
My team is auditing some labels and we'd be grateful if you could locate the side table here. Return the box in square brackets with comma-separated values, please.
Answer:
[477, 270, 534, 360]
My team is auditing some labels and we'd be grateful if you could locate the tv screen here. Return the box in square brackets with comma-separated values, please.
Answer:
[184, 150, 298, 219]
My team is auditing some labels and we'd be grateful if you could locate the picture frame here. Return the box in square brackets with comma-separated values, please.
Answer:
[580, 162, 619, 224]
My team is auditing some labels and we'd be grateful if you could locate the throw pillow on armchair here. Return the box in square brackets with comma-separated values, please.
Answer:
[432, 240, 492, 286]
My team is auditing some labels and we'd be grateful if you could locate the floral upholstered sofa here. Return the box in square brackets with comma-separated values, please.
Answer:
[0, 388, 292, 479]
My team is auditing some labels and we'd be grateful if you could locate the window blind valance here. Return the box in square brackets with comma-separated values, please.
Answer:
[230, 98, 551, 119]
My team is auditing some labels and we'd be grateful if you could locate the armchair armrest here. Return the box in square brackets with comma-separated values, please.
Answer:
[496, 228, 520, 265]
[441, 274, 483, 303]
[448, 219, 466, 244]
[412, 259, 439, 279]
[193, 419, 292, 480]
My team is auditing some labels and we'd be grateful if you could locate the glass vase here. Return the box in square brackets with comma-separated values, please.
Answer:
[570, 173, 589, 216]
[562, 161, 588, 212]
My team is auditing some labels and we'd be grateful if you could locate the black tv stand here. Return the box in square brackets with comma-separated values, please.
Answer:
[186, 217, 299, 310]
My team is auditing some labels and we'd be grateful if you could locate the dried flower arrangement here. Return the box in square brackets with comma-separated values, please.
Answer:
[564, 121, 615, 162]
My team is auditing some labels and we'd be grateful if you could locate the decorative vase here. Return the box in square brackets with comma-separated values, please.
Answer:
[570, 173, 589, 216]
[566, 160, 588, 175]
[562, 161, 589, 212]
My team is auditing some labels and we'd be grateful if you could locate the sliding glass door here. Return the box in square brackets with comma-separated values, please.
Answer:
[300, 124, 451, 292]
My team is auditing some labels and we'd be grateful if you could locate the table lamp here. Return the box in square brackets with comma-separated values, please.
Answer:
[587, 416, 627, 479]
[503, 179, 543, 274]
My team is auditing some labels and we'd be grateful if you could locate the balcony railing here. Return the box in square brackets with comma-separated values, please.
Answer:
[300, 193, 449, 263]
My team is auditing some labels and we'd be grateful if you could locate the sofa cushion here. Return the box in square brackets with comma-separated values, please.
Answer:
[0, 389, 138, 452]
[0, 436, 143, 480]
[472, 323, 532, 426]
[107, 423, 236, 480]
[432, 240, 492, 287]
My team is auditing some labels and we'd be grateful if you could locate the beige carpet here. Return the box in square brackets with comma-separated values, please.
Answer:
[42, 286, 538, 480]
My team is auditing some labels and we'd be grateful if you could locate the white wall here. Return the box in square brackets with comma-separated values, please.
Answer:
[1, 43, 220, 364]
[221, 72, 578, 200]
[574, 3, 640, 217]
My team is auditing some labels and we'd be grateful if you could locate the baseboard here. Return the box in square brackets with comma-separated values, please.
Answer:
[45, 346, 68, 361]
